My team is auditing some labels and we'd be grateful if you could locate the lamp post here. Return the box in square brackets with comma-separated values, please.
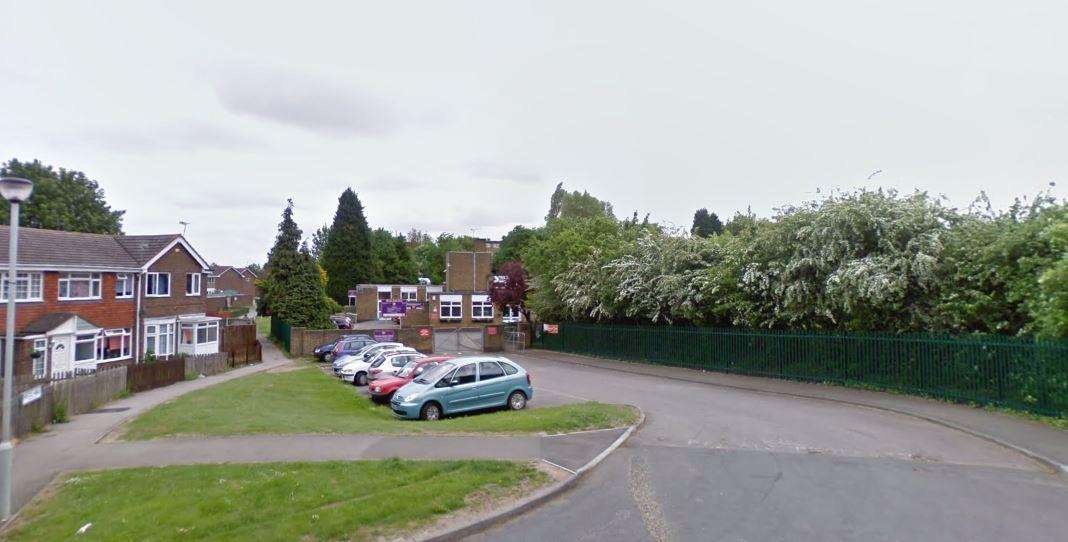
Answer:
[0, 176, 33, 521]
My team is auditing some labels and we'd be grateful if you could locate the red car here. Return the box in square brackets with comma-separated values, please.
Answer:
[369, 356, 454, 403]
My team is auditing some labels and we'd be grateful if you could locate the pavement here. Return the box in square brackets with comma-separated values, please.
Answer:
[468, 349, 1068, 542]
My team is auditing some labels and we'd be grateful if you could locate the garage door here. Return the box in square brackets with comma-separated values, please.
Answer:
[433, 327, 483, 354]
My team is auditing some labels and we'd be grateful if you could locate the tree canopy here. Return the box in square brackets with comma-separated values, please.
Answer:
[691, 208, 723, 237]
[0, 158, 124, 233]
[545, 182, 614, 221]
[320, 188, 375, 303]
[260, 200, 303, 317]
[493, 225, 540, 268]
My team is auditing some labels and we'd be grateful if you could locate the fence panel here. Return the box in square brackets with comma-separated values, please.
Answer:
[534, 323, 1068, 416]
[52, 366, 128, 416]
[128, 359, 186, 393]
[270, 315, 291, 352]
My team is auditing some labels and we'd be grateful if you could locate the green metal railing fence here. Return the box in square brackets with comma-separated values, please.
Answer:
[270, 315, 291, 353]
[534, 323, 1068, 416]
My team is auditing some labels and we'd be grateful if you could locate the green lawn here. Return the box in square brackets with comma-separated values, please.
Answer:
[121, 366, 637, 440]
[255, 316, 269, 336]
[5, 459, 548, 541]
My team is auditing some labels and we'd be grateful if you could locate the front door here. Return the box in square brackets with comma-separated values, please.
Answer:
[51, 334, 72, 375]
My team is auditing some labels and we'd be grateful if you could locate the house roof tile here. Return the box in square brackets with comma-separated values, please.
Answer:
[0, 226, 140, 270]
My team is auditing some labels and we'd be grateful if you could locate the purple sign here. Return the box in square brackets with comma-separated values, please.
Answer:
[373, 329, 396, 342]
[379, 300, 407, 318]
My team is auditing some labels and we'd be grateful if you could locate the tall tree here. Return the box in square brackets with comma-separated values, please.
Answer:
[309, 224, 330, 261]
[320, 188, 374, 303]
[545, 182, 614, 221]
[493, 225, 540, 268]
[370, 228, 417, 283]
[260, 200, 303, 316]
[0, 158, 124, 233]
[270, 243, 336, 328]
[691, 208, 724, 237]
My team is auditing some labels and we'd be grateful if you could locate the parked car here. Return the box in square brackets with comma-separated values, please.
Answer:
[390, 357, 533, 420]
[325, 335, 377, 363]
[369, 356, 452, 403]
[340, 347, 418, 386]
[314, 334, 374, 362]
[368, 351, 426, 381]
[332, 342, 401, 374]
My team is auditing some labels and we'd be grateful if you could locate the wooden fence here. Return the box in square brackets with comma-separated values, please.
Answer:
[127, 358, 185, 393]
[183, 343, 261, 378]
[0, 367, 128, 439]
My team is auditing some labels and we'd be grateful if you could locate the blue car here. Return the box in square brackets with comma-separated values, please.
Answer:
[391, 356, 533, 420]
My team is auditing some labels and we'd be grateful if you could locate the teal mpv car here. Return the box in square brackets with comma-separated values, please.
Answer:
[390, 356, 533, 420]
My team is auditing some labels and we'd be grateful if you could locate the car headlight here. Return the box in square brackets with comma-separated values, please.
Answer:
[402, 393, 420, 403]
[372, 386, 381, 393]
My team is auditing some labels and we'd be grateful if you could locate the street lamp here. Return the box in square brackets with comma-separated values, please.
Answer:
[0, 176, 33, 521]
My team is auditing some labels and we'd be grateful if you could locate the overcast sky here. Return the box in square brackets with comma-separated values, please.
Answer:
[2, 1, 1065, 265]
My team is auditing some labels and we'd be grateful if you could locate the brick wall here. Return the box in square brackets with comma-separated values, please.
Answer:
[445, 252, 493, 293]
[213, 269, 257, 298]
[142, 244, 208, 319]
[427, 292, 503, 327]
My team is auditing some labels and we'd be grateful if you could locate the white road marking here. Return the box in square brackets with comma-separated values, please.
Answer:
[537, 387, 592, 402]
[541, 458, 578, 474]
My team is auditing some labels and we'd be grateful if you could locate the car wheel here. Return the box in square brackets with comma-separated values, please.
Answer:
[354, 372, 368, 386]
[421, 402, 442, 421]
[508, 391, 527, 411]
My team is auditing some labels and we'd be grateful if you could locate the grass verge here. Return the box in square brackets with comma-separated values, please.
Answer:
[121, 366, 637, 440]
[3, 459, 548, 541]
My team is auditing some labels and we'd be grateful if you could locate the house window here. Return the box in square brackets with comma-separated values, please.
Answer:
[58, 273, 102, 300]
[0, 272, 43, 302]
[146, 273, 170, 296]
[74, 333, 99, 363]
[186, 273, 201, 295]
[440, 295, 462, 320]
[471, 295, 493, 321]
[182, 321, 219, 345]
[145, 323, 175, 357]
[400, 287, 418, 301]
[99, 329, 132, 360]
[32, 339, 47, 379]
[115, 274, 134, 298]
[207, 275, 217, 292]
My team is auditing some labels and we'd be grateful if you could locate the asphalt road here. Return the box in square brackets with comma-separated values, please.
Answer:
[470, 352, 1068, 542]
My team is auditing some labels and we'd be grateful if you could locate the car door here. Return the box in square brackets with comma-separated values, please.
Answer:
[442, 363, 480, 412]
[476, 361, 510, 407]
[391, 354, 419, 375]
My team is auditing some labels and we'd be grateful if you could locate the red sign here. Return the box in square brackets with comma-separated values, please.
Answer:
[487, 326, 498, 336]
[544, 324, 559, 334]
[419, 327, 431, 337]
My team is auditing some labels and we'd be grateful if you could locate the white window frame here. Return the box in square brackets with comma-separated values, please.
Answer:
[186, 273, 201, 296]
[32, 338, 47, 379]
[74, 333, 100, 363]
[115, 273, 134, 299]
[58, 272, 102, 301]
[145, 272, 171, 297]
[502, 305, 521, 323]
[439, 294, 463, 320]
[471, 294, 493, 321]
[400, 287, 418, 301]
[144, 322, 176, 357]
[99, 328, 132, 361]
[0, 271, 43, 302]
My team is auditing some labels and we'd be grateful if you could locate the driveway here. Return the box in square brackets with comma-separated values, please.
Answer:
[470, 351, 1068, 542]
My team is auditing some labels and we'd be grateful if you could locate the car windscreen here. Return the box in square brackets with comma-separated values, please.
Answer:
[414, 362, 456, 384]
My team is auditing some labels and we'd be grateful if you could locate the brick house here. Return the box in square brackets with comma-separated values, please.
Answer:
[115, 235, 219, 359]
[208, 265, 258, 298]
[0, 227, 219, 379]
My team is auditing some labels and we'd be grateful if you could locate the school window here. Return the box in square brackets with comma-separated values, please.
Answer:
[471, 295, 493, 321]
[100, 329, 132, 360]
[115, 273, 134, 298]
[74, 333, 99, 363]
[0, 271, 43, 302]
[145, 323, 176, 356]
[32, 339, 47, 379]
[440, 295, 462, 320]
[400, 287, 418, 301]
[186, 273, 201, 295]
[145, 273, 170, 296]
